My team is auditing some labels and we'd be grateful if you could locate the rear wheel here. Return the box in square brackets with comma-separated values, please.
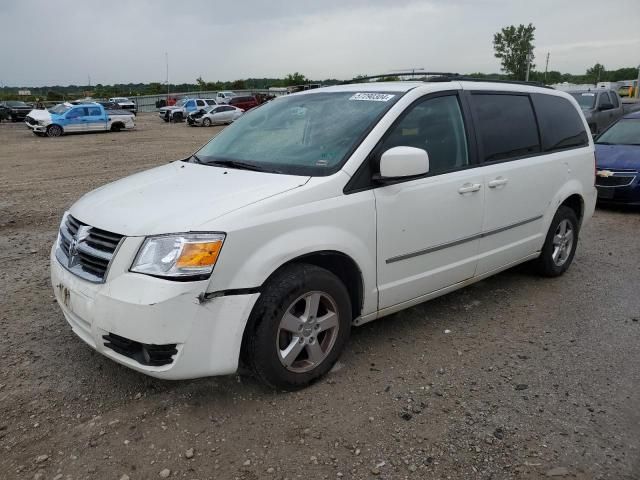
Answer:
[244, 264, 352, 390]
[110, 123, 122, 132]
[46, 124, 63, 137]
[202, 117, 211, 127]
[534, 206, 579, 277]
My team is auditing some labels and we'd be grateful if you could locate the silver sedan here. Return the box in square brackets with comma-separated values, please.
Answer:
[187, 105, 244, 127]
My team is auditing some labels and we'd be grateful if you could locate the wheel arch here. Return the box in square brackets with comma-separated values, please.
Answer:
[238, 250, 364, 372]
[266, 250, 365, 321]
[559, 193, 584, 226]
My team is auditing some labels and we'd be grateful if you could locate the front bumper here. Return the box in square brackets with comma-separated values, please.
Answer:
[50, 244, 259, 379]
[25, 121, 47, 133]
[596, 175, 640, 206]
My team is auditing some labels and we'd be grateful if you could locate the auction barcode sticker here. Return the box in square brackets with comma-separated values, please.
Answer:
[349, 93, 396, 102]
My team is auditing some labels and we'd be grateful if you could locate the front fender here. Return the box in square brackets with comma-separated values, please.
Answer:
[218, 225, 377, 316]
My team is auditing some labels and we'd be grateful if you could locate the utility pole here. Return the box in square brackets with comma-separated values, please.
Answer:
[544, 52, 550, 83]
[525, 49, 533, 82]
[165, 52, 169, 99]
[636, 64, 640, 99]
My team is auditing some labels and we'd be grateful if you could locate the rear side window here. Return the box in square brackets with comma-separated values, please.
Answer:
[67, 107, 86, 118]
[87, 107, 102, 116]
[471, 94, 540, 162]
[609, 91, 620, 108]
[597, 92, 611, 107]
[206, 100, 216, 105]
[531, 94, 589, 152]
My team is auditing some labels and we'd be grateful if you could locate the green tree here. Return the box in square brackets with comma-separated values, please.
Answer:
[283, 72, 308, 86]
[493, 23, 536, 80]
[586, 63, 606, 84]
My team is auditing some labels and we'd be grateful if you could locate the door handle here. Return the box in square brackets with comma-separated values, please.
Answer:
[488, 177, 508, 188]
[458, 183, 482, 194]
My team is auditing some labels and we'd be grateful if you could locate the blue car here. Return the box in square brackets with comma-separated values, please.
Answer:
[595, 110, 640, 205]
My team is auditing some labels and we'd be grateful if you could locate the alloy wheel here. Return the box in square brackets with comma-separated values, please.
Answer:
[276, 291, 340, 373]
[552, 219, 574, 266]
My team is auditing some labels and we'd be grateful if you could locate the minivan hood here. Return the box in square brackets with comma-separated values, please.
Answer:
[595, 144, 640, 170]
[70, 161, 309, 236]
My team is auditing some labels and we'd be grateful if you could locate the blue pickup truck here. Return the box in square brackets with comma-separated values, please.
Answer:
[24, 102, 135, 137]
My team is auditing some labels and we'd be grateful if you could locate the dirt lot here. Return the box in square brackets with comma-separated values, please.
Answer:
[1, 114, 639, 480]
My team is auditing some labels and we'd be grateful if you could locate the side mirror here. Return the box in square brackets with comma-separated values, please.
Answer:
[376, 146, 430, 182]
[598, 103, 614, 111]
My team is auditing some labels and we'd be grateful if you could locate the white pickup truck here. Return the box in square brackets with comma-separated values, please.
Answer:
[25, 102, 135, 137]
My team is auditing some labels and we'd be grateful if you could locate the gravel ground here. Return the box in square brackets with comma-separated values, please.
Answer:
[1, 114, 639, 480]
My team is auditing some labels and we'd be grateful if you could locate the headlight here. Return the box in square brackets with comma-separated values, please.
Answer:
[131, 233, 225, 279]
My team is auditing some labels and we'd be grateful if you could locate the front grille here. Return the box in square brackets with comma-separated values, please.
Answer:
[596, 170, 636, 187]
[56, 215, 123, 283]
[25, 116, 38, 125]
[103, 333, 178, 366]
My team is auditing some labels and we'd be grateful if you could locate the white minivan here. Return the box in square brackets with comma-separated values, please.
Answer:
[51, 80, 596, 389]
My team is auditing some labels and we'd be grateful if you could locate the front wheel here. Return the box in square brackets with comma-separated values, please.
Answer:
[534, 206, 579, 277]
[244, 264, 352, 390]
[202, 117, 211, 127]
[46, 124, 63, 137]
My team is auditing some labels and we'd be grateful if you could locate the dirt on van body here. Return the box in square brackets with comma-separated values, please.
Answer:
[1, 115, 639, 480]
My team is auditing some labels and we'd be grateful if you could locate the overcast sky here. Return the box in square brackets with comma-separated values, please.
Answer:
[1, 0, 639, 86]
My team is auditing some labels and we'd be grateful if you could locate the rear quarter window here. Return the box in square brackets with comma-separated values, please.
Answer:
[531, 93, 589, 152]
[471, 93, 541, 162]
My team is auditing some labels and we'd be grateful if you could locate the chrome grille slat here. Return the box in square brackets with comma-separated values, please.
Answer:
[56, 214, 124, 283]
[596, 172, 636, 188]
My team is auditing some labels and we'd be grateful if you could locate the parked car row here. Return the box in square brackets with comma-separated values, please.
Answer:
[159, 93, 261, 125]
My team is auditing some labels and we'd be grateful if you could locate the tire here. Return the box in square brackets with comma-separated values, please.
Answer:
[110, 123, 122, 132]
[244, 264, 352, 390]
[534, 206, 579, 277]
[46, 124, 63, 137]
[172, 112, 183, 122]
[202, 117, 211, 127]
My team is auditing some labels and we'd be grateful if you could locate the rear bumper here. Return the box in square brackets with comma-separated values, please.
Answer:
[50, 245, 260, 379]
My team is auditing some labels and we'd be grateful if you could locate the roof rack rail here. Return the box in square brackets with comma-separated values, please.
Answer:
[342, 72, 460, 84]
[344, 72, 552, 89]
[450, 76, 552, 88]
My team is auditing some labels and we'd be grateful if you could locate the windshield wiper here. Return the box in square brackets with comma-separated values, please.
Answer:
[206, 159, 272, 172]
[191, 154, 203, 163]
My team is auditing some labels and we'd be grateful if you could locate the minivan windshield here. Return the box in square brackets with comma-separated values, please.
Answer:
[193, 91, 401, 175]
[570, 92, 596, 109]
[596, 118, 640, 145]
